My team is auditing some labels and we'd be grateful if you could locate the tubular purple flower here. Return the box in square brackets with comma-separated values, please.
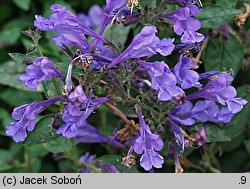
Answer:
[18, 57, 65, 90]
[133, 105, 164, 171]
[98, 162, 119, 173]
[76, 121, 124, 148]
[57, 85, 110, 138]
[195, 127, 207, 146]
[80, 152, 95, 173]
[138, 60, 183, 101]
[160, 5, 205, 44]
[169, 101, 195, 126]
[174, 54, 201, 89]
[191, 100, 220, 123]
[78, 5, 103, 29]
[98, 0, 126, 35]
[156, 38, 175, 56]
[34, 4, 106, 52]
[216, 107, 235, 123]
[186, 73, 248, 113]
[168, 119, 185, 153]
[6, 96, 64, 142]
[108, 26, 161, 68]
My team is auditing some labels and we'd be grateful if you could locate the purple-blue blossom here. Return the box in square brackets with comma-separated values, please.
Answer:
[174, 54, 201, 89]
[6, 96, 64, 142]
[57, 85, 110, 138]
[161, 5, 205, 44]
[186, 73, 248, 113]
[80, 152, 95, 173]
[98, 0, 126, 35]
[133, 105, 164, 171]
[34, 4, 106, 52]
[137, 60, 183, 101]
[78, 5, 103, 29]
[170, 101, 195, 126]
[195, 127, 207, 146]
[18, 57, 65, 90]
[108, 26, 160, 68]
[97, 162, 119, 173]
[77, 121, 124, 148]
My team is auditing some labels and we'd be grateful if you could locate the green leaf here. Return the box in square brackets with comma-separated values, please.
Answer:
[103, 25, 132, 48]
[216, 0, 237, 8]
[12, 0, 31, 11]
[140, 0, 156, 8]
[0, 88, 43, 107]
[196, 4, 243, 28]
[8, 53, 36, 66]
[0, 150, 14, 171]
[42, 78, 63, 99]
[205, 124, 231, 142]
[43, 136, 72, 153]
[26, 144, 49, 172]
[203, 35, 244, 77]
[95, 155, 139, 173]
[0, 108, 12, 128]
[244, 140, 250, 156]
[0, 18, 31, 47]
[24, 115, 59, 145]
[0, 61, 43, 91]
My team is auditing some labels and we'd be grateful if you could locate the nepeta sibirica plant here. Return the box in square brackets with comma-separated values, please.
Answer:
[3, 0, 250, 173]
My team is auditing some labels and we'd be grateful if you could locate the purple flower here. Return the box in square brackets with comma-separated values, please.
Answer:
[78, 5, 103, 29]
[133, 106, 164, 171]
[6, 96, 64, 142]
[195, 127, 207, 146]
[187, 73, 248, 113]
[170, 101, 195, 126]
[57, 85, 109, 138]
[161, 5, 205, 44]
[80, 152, 95, 173]
[98, 162, 119, 173]
[216, 107, 235, 123]
[174, 54, 201, 89]
[18, 57, 65, 90]
[156, 38, 175, 56]
[98, 0, 126, 35]
[108, 26, 161, 68]
[191, 100, 220, 123]
[77, 121, 124, 148]
[168, 119, 185, 153]
[137, 60, 183, 101]
[34, 4, 106, 52]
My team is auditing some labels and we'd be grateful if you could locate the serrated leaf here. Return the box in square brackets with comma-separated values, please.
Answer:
[24, 115, 59, 145]
[12, 0, 31, 11]
[96, 155, 138, 173]
[203, 35, 244, 77]
[196, 4, 243, 28]
[43, 136, 72, 153]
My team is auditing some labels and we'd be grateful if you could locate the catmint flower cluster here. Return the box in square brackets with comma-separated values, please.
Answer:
[6, 0, 247, 173]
